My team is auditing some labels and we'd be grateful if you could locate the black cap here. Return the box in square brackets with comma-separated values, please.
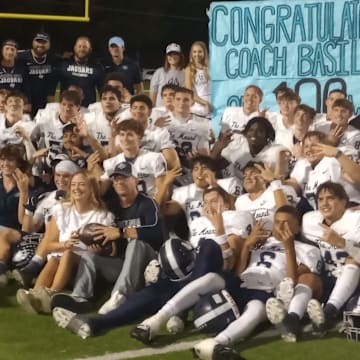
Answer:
[33, 32, 50, 42]
[109, 161, 136, 178]
[2, 39, 18, 49]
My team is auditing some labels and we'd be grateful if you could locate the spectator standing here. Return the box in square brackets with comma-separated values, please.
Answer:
[149, 43, 185, 107]
[0, 40, 31, 111]
[185, 41, 211, 117]
[57, 36, 104, 107]
[17, 32, 60, 117]
[102, 36, 143, 95]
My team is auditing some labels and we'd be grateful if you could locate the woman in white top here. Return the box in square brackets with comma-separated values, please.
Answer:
[149, 43, 185, 107]
[17, 170, 114, 314]
[185, 41, 211, 117]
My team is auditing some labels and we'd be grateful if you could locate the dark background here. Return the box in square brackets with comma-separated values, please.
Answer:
[0, 0, 213, 68]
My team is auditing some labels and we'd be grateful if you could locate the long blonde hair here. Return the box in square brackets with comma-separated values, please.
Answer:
[63, 170, 106, 211]
[188, 41, 210, 83]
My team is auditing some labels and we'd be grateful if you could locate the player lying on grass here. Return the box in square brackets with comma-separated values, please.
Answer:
[130, 205, 321, 360]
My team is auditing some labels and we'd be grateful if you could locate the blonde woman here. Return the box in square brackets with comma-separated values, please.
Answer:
[16, 170, 114, 314]
[149, 43, 185, 107]
[185, 41, 211, 117]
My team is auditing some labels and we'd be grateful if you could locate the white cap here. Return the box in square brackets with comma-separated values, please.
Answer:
[166, 43, 181, 54]
[55, 160, 81, 175]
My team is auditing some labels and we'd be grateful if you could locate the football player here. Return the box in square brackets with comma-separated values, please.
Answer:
[303, 182, 360, 334]
[130, 206, 321, 360]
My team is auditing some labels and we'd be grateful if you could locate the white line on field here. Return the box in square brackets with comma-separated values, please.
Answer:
[73, 339, 199, 360]
[72, 328, 281, 360]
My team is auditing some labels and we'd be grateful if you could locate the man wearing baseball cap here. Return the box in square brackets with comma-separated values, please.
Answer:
[101, 36, 143, 96]
[51, 160, 165, 314]
[18, 31, 60, 116]
[0, 39, 31, 111]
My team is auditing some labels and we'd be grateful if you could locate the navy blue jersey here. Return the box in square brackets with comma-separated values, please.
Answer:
[57, 57, 104, 106]
[17, 50, 60, 113]
[101, 56, 142, 94]
[104, 190, 165, 251]
[0, 61, 31, 101]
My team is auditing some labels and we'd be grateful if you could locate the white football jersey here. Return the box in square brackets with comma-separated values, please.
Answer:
[101, 149, 167, 197]
[190, 210, 254, 249]
[221, 135, 287, 179]
[291, 156, 360, 208]
[338, 126, 360, 162]
[240, 236, 321, 291]
[0, 114, 35, 147]
[33, 190, 61, 228]
[172, 177, 243, 226]
[220, 107, 259, 133]
[235, 185, 298, 232]
[302, 210, 360, 277]
[32, 111, 69, 160]
[114, 121, 174, 153]
[312, 113, 330, 133]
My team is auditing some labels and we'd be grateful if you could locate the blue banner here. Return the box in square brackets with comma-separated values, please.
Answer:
[209, 0, 360, 133]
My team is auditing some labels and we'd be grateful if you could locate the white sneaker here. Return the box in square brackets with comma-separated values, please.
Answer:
[53, 307, 91, 339]
[266, 297, 286, 325]
[0, 273, 7, 287]
[98, 291, 125, 315]
[276, 277, 294, 309]
[144, 259, 161, 285]
[193, 338, 218, 360]
[166, 315, 185, 334]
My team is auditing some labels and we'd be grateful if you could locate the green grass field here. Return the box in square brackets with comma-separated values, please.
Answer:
[1, 281, 359, 360]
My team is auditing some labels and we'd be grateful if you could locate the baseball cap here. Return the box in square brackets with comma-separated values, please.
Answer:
[55, 160, 81, 175]
[110, 161, 136, 178]
[2, 39, 18, 49]
[166, 43, 181, 54]
[33, 32, 50, 42]
[108, 36, 125, 48]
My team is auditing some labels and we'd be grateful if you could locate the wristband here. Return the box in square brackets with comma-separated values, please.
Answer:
[222, 248, 234, 260]
[270, 179, 282, 191]
[214, 234, 228, 245]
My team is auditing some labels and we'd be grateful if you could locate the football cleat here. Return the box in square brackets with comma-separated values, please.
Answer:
[281, 313, 302, 343]
[98, 291, 125, 315]
[192, 338, 244, 360]
[275, 277, 294, 309]
[266, 297, 286, 325]
[52, 307, 91, 339]
[307, 299, 325, 334]
[130, 324, 153, 344]
[166, 315, 185, 334]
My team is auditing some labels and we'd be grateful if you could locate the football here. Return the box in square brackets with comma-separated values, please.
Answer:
[78, 223, 104, 246]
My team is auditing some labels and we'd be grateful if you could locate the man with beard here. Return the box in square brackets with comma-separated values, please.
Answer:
[17, 32, 60, 116]
[57, 36, 104, 107]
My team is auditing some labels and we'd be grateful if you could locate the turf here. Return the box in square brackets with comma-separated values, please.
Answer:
[1, 282, 359, 360]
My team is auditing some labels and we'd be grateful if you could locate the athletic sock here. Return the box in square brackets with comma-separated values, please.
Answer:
[288, 283, 313, 319]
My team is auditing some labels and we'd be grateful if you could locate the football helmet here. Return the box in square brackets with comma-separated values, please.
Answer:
[193, 289, 240, 334]
[11, 233, 42, 270]
[343, 292, 360, 341]
[158, 238, 195, 281]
